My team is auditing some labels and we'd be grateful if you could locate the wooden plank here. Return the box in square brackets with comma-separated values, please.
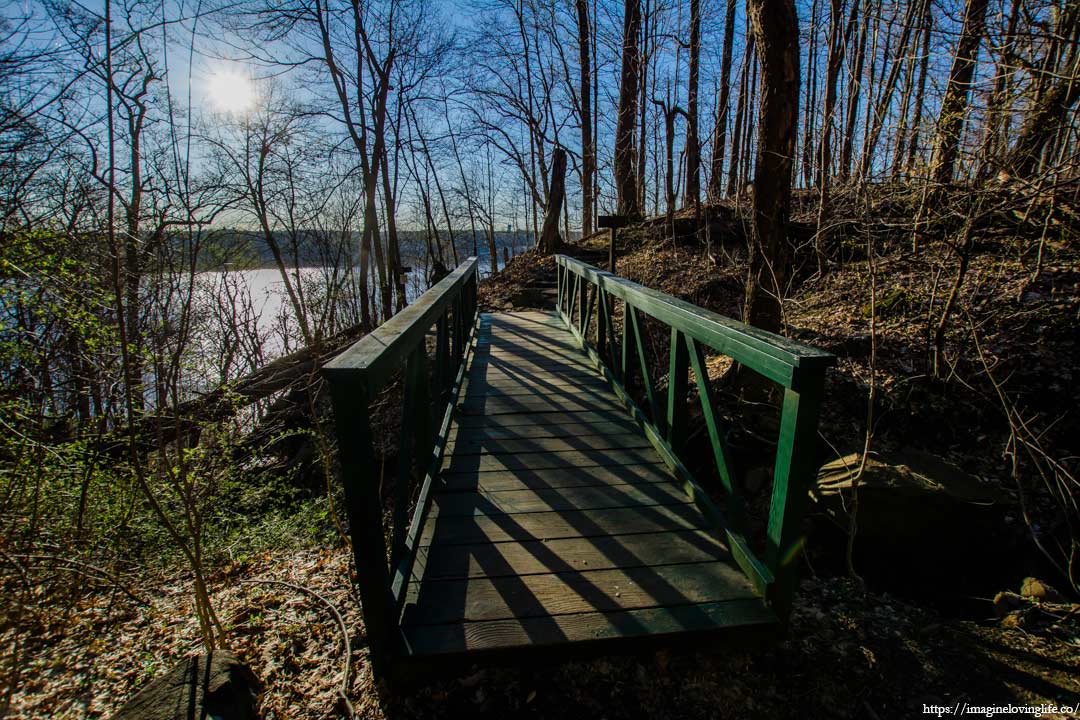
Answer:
[420, 504, 710, 546]
[440, 463, 673, 492]
[467, 358, 599, 376]
[444, 447, 659, 473]
[477, 343, 587, 356]
[446, 419, 639, 441]
[460, 381, 610, 398]
[477, 336, 587, 349]
[445, 433, 652, 455]
[402, 561, 758, 625]
[475, 332, 571, 344]
[465, 371, 605, 388]
[475, 331, 571, 344]
[462, 372, 605, 387]
[460, 384, 609, 402]
[486, 312, 563, 323]
[471, 349, 587, 362]
[402, 598, 777, 656]
[485, 314, 564, 328]
[466, 365, 601, 380]
[476, 330, 579, 343]
[454, 409, 640, 428]
[457, 394, 625, 416]
[478, 326, 568, 336]
[467, 351, 592, 367]
[418, 529, 730, 580]
[432, 482, 690, 516]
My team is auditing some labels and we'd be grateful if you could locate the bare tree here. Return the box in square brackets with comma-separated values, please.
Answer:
[683, 0, 701, 206]
[743, 0, 800, 333]
[929, 0, 990, 185]
[539, 146, 567, 253]
[576, 0, 595, 236]
[708, 0, 737, 201]
[615, 0, 643, 218]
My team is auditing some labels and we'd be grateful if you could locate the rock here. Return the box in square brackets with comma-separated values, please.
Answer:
[112, 650, 260, 720]
[861, 287, 911, 318]
[1020, 577, 1064, 602]
[992, 591, 1029, 617]
[812, 448, 1007, 589]
[814, 448, 1004, 542]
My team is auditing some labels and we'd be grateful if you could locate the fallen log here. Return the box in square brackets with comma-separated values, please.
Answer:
[94, 322, 369, 458]
[111, 650, 260, 720]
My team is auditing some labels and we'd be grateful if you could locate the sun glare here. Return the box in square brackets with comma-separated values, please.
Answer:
[208, 71, 255, 114]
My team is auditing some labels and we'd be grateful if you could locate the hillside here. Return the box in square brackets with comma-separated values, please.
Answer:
[8, 193, 1077, 720]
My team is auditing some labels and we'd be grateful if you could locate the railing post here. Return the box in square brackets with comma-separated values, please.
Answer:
[627, 305, 661, 422]
[620, 299, 634, 383]
[325, 374, 397, 678]
[666, 328, 688, 450]
[435, 310, 449, 404]
[765, 367, 826, 621]
[685, 336, 742, 522]
[597, 286, 608, 362]
[578, 274, 587, 334]
[391, 346, 431, 571]
[467, 267, 477, 322]
[556, 260, 563, 314]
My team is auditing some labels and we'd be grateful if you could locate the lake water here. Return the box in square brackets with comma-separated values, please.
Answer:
[187, 239, 533, 386]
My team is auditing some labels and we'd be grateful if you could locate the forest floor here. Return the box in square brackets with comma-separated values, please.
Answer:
[6, 197, 1080, 719]
[7, 543, 1078, 719]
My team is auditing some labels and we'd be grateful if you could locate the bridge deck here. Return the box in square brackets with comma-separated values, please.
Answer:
[399, 311, 778, 659]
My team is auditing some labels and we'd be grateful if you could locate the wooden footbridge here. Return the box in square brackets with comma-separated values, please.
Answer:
[324, 255, 834, 680]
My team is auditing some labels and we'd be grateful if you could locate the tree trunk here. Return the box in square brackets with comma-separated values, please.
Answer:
[380, 147, 406, 313]
[741, 52, 758, 191]
[539, 147, 567, 254]
[615, 0, 643, 217]
[929, 0, 989, 185]
[486, 148, 499, 274]
[839, 0, 868, 182]
[576, 0, 595, 236]
[727, 31, 755, 196]
[904, 0, 933, 175]
[977, 0, 1022, 177]
[708, 0, 737, 201]
[683, 0, 701, 205]
[637, 0, 651, 213]
[1002, 63, 1080, 179]
[817, 0, 850, 189]
[744, 0, 800, 334]
[1001, 4, 1079, 179]
[801, 0, 820, 188]
[815, 0, 850, 271]
[653, 97, 679, 221]
[858, 0, 920, 180]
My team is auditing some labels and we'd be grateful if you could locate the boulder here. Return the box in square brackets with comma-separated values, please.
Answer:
[1020, 577, 1065, 603]
[812, 448, 1005, 545]
[112, 650, 260, 720]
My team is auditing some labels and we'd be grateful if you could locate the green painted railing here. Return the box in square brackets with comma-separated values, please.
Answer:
[322, 258, 479, 676]
[555, 254, 835, 620]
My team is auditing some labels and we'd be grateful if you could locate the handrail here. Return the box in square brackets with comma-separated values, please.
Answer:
[322, 257, 479, 678]
[555, 254, 835, 620]
[555, 256, 833, 390]
[325, 259, 479, 391]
